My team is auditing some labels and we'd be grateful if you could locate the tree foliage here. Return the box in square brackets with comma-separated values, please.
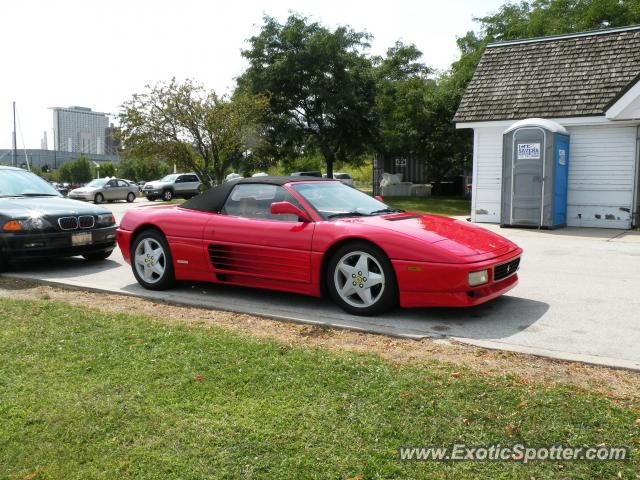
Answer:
[98, 162, 116, 178]
[238, 14, 377, 178]
[119, 79, 269, 186]
[117, 156, 171, 182]
[58, 155, 93, 184]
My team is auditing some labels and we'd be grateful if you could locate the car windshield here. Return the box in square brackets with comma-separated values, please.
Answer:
[86, 179, 108, 188]
[0, 169, 61, 197]
[160, 174, 178, 182]
[291, 181, 399, 220]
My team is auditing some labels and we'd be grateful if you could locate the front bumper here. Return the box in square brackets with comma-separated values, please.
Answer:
[394, 248, 523, 308]
[1, 226, 117, 260]
[143, 189, 162, 196]
[68, 194, 93, 201]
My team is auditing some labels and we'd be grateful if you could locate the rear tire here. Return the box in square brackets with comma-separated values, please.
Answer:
[326, 242, 397, 316]
[130, 229, 175, 290]
[83, 250, 113, 261]
[127, 192, 136, 203]
[94, 193, 104, 204]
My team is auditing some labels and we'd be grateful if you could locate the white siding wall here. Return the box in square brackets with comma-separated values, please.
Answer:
[471, 123, 638, 229]
[565, 125, 636, 228]
[472, 127, 504, 223]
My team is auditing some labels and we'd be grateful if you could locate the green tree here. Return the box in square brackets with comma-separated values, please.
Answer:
[57, 156, 93, 184]
[373, 42, 436, 157]
[119, 79, 269, 186]
[238, 14, 377, 178]
[99, 162, 116, 178]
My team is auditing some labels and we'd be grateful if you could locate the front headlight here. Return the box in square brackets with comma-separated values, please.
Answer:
[2, 216, 53, 232]
[96, 213, 116, 226]
[468, 269, 489, 286]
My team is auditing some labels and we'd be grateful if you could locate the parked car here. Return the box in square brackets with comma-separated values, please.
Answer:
[142, 173, 201, 201]
[291, 171, 322, 178]
[117, 176, 522, 316]
[50, 182, 68, 197]
[68, 177, 139, 204]
[333, 173, 354, 186]
[0, 166, 117, 270]
[123, 179, 141, 192]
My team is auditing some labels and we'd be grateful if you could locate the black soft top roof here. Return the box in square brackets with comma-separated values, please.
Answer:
[180, 176, 335, 213]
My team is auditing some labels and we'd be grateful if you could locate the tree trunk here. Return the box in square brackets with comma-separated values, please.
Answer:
[320, 145, 335, 179]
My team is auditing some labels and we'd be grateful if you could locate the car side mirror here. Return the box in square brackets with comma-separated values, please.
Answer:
[375, 195, 384, 202]
[104, 184, 111, 188]
[270, 201, 311, 222]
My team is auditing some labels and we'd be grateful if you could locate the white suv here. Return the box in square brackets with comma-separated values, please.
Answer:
[142, 173, 201, 201]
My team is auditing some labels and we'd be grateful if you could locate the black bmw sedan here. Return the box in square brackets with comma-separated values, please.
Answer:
[0, 166, 117, 271]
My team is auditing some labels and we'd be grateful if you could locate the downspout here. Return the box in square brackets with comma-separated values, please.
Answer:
[634, 125, 640, 228]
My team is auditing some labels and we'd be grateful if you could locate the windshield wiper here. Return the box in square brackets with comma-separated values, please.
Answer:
[369, 207, 403, 215]
[327, 211, 370, 219]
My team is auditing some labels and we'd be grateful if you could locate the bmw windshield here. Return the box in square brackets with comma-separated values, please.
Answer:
[290, 181, 400, 220]
[0, 170, 61, 197]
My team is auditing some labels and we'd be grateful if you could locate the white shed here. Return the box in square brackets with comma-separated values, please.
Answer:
[454, 26, 640, 229]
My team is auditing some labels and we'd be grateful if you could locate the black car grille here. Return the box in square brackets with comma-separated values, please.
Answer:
[78, 215, 95, 228]
[494, 257, 520, 281]
[57, 215, 95, 230]
[58, 216, 79, 230]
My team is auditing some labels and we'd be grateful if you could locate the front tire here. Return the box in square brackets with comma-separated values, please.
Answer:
[146, 196, 156, 202]
[126, 192, 136, 203]
[130, 229, 175, 290]
[162, 189, 173, 201]
[326, 242, 397, 316]
[83, 250, 113, 261]
[94, 193, 104, 204]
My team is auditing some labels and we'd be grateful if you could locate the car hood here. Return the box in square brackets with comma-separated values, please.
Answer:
[0, 196, 111, 219]
[144, 181, 167, 189]
[343, 212, 516, 257]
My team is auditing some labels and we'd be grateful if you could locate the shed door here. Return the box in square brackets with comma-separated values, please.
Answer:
[511, 129, 544, 225]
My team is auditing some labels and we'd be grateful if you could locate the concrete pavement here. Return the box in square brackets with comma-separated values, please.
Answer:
[4, 198, 640, 371]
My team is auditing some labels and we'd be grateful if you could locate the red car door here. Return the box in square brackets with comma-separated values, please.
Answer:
[204, 183, 314, 284]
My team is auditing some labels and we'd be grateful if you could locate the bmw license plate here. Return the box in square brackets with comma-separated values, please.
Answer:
[71, 232, 92, 246]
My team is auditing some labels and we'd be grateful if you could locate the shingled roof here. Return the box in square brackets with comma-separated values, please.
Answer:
[454, 25, 640, 123]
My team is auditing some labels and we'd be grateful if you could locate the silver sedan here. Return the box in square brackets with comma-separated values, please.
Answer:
[69, 178, 139, 204]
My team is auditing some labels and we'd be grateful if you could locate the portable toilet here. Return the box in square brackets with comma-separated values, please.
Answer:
[500, 118, 570, 229]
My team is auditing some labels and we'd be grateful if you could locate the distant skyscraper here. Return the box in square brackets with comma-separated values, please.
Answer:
[40, 131, 48, 150]
[104, 123, 121, 155]
[51, 106, 109, 154]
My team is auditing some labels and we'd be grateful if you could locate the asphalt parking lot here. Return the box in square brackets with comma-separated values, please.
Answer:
[5, 197, 640, 370]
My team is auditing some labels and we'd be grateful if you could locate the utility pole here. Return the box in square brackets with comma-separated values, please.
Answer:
[12, 101, 17, 167]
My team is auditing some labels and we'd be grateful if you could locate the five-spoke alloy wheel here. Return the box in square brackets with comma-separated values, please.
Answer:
[131, 230, 175, 290]
[327, 242, 397, 315]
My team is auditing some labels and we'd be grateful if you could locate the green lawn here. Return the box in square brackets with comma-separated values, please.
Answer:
[384, 196, 471, 217]
[0, 299, 637, 479]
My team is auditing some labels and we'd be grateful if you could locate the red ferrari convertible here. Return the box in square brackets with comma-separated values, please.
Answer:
[116, 177, 522, 315]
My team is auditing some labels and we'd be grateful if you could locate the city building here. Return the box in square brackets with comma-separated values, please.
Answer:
[104, 123, 121, 155]
[51, 106, 110, 155]
[0, 149, 119, 170]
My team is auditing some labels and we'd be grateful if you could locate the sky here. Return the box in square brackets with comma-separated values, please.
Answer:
[0, 0, 505, 149]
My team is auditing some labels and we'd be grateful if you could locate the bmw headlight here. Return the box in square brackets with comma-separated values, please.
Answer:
[2, 216, 53, 232]
[468, 269, 489, 287]
[96, 213, 116, 226]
